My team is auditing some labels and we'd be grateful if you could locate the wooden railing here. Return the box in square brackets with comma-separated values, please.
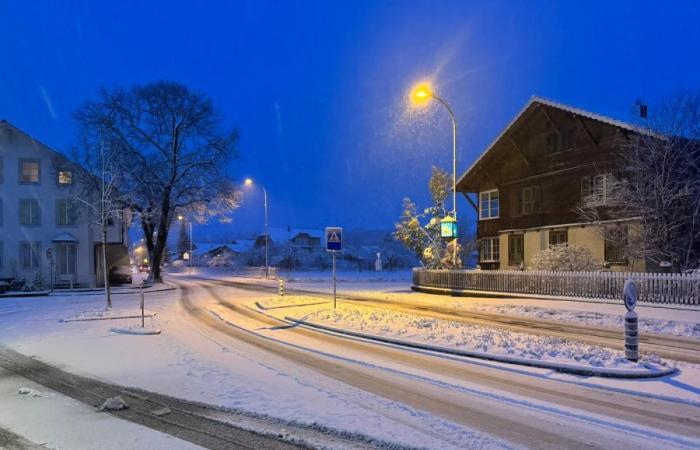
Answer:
[412, 268, 700, 305]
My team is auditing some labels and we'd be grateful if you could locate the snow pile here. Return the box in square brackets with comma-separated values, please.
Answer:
[98, 396, 129, 411]
[18, 387, 42, 397]
[110, 325, 162, 335]
[293, 302, 668, 370]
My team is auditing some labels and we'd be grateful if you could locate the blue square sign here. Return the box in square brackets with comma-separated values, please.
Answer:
[325, 227, 343, 252]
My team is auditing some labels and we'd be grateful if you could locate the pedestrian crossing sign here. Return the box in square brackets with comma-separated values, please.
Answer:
[325, 227, 343, 252]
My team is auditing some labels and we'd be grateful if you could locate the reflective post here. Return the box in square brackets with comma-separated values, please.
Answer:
[623, 279, 639, 362]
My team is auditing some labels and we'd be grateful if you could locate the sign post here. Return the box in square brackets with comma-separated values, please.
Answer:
[623, 279, 639, 362]
[46, 248, 54, 293]
[325, 227, 343, 309]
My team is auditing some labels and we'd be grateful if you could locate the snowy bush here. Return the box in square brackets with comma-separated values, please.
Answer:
[529, 244, 600, 271]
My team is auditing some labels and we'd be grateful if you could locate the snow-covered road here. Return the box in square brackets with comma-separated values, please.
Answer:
[1, 275, 699, 449]
[177, 277, 700, 449]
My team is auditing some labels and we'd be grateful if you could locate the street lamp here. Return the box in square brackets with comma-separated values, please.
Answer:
[409, 80, 459, 265]
[244, 178, 270, 278]
[177, 214, 193, 275]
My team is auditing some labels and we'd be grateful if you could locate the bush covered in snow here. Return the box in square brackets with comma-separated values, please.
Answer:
[529, 244, 600, 271]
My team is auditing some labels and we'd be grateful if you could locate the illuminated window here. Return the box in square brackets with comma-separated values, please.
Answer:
[20, 159, 40, 184]
[58, 170, 72, 185]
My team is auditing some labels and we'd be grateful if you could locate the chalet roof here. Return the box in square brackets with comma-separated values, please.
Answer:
[258, 227, 323, 243]
[194, 240, 254, 257]
[456, 96, 651, 191]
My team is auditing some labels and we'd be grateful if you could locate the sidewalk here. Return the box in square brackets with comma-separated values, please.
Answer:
[0, 367, 201, 450]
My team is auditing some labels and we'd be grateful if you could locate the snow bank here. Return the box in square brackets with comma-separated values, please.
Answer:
[261, 296, 670, 371]
[110, 325, 162, 335]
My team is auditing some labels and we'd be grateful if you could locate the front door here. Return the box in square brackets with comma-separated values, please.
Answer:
[56, 243, 77, 283]
[508, 234, 524, 267]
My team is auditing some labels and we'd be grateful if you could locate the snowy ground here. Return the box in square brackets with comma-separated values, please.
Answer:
[256, 295, 668, 371]
[188, 267, 700, 339]
[0, 367, 201, 450]
[0, 283, 515, 449]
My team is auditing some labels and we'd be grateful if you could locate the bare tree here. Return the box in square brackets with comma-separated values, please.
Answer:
[74, 81, 241, 281]
[62, 135, 129, 309]
[578, 92, 700, 272]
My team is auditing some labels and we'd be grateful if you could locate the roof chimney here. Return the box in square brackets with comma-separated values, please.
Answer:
[635, 99, 648, 119]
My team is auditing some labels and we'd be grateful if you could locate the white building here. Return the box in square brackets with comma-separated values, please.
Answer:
[0, 120, 129, 288]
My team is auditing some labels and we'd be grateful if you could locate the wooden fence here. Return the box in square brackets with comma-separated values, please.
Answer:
[412, 268, 700, 305]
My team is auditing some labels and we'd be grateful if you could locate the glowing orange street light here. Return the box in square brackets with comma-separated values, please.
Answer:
[409, 81, 433, 107]
[408, 79, 459, 265]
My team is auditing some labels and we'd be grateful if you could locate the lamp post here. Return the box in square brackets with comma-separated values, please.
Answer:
[244, 178, 269, 278]
[177, 215, 193, 275]
[409, 81, 459, 265]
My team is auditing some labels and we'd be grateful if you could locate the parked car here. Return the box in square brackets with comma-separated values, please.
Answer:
[138, 263, 150, 273]
[109, 266, 133, 285]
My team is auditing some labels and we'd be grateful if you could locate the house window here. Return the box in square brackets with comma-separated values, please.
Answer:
[549, 229, 568, 247]
[56, 200, 77, 226]
[58, 170, 73, 185]
[546, 132, 560, 154]
[19, 199, 41, 226]
[479, 190, 499, 220]
[520, 186, 541, 215]
[20, 159, 40, 184]
[20, 241, 41, 269]
[582, 173, 615, 207]
[508, 234, 524, 266]
[480, 237, 499, 262]
[604, 227, 628, 264]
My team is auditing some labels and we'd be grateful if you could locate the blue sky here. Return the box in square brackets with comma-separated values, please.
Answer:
[2, 0, 699, 241]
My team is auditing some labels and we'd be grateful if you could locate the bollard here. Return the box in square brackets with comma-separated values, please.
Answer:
[624, 310, 639, 362]
[623, 279, 639, 362]
[278, 279, 285, 297]
[140, 286, 145, 328]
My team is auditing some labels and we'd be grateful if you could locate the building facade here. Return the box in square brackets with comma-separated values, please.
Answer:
[0, 120, 129, 288]
[457, 97, 645, 272]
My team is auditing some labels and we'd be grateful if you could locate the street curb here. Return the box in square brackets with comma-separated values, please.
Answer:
[411, 284, 700, 311]
[285, 316, 679, 379]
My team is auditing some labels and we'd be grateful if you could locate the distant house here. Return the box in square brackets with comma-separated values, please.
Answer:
[254, 227, 322, 253]
[194, 240, 254, 265]
[457, 97, 648, 272]
[0, 120, 129, 287]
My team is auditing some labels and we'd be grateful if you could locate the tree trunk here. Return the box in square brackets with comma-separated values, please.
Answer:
[102, 220, 112, 309]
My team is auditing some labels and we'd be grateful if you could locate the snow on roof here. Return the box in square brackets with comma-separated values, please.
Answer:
[457, 96, 653, 188]
[194, 240, 254, 257]
[258, 227, 323, 243]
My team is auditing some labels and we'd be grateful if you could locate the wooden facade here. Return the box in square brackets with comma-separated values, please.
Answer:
[457, 97, 642, 270]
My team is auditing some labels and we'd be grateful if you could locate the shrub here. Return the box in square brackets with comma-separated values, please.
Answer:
[529, 244, 600, 271]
